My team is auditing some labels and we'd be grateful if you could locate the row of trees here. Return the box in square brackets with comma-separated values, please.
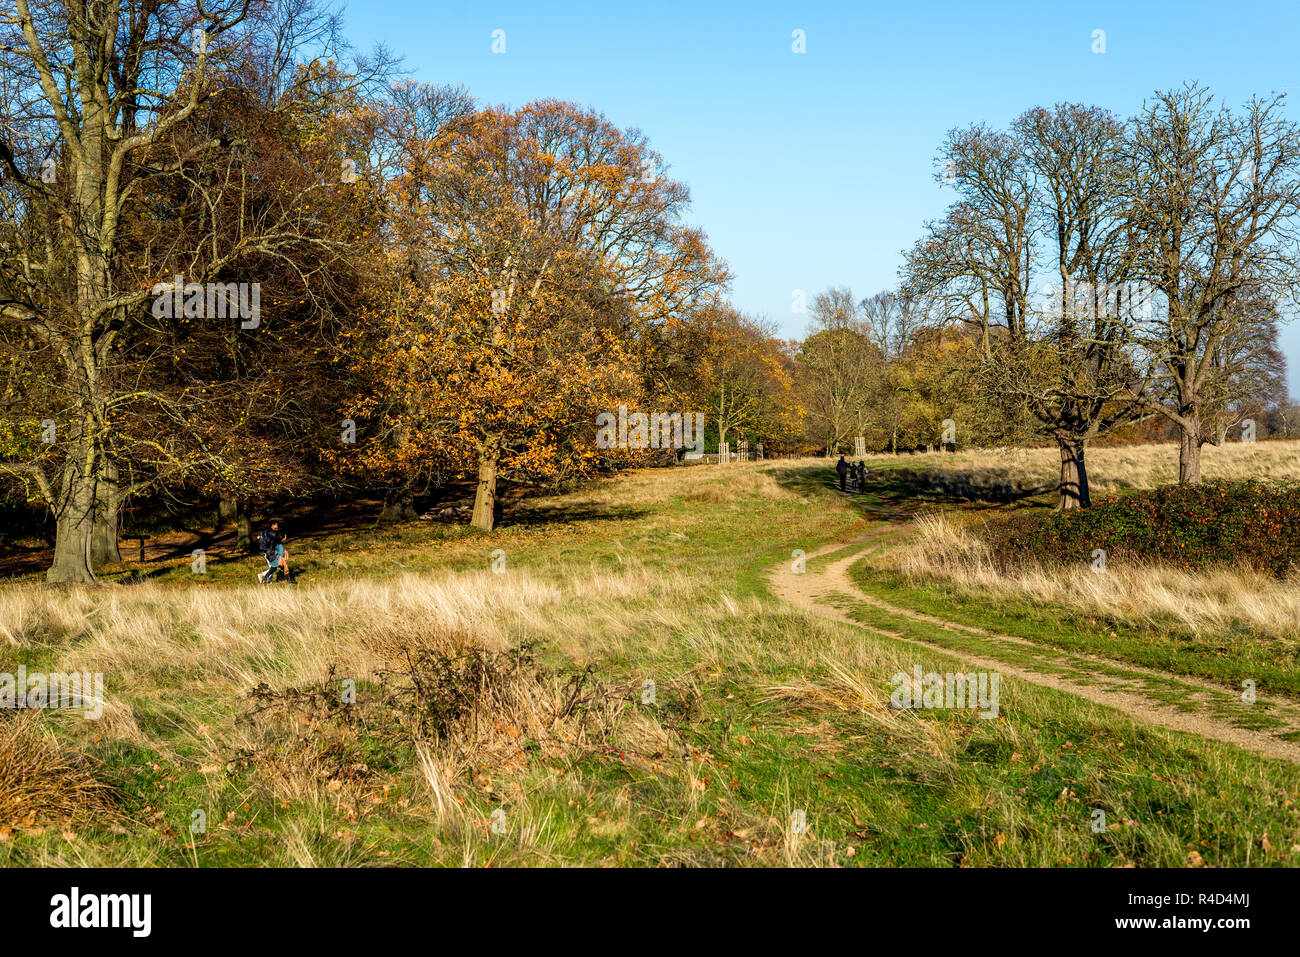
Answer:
[1, 3, 1294, 579]
[796, 87, 1298, 509]
[0, 0, 803, 581]
[795, 287, 989, 456]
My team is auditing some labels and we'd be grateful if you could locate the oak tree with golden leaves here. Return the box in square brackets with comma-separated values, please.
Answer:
[341, 98, 728, 530]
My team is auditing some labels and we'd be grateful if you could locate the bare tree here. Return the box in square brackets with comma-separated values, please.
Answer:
[1123, 84, 1300, 482]
[1200, 287, 1288, 445]
[1009, 104, 1150, 507]
[859, 288, 921, 362]
[797, 287, 881, 454]
[925, 125, 1035, 354]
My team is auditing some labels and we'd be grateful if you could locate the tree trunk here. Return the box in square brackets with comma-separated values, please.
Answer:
[379, 489, 418, 523]
[91, 459, 122, 566]
[1179, 422, 1204, 484]
[47, 470, 98, 582]
[1057, 438, 1091, 510]
[236, 505, 253, 553]
[471, 443, 500, 532]
[218, 496, 239, 526]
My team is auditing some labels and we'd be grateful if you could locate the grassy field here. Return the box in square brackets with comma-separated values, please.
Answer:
[858, 438, 1300, 500]
[2, 461, 1299, 866]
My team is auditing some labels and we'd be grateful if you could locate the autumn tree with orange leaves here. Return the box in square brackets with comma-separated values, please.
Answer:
[340, 98, 728, 530]
[674, 305, 802, 453]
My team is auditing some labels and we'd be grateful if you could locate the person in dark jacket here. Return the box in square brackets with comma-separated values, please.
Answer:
[856, 461, 868, 491]
[835, 455, 849, 492]
[257, 521, 289, 583]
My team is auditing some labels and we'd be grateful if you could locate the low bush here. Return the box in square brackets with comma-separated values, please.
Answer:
[986, 481, 1300, 576]
[0, 713, 116, 830]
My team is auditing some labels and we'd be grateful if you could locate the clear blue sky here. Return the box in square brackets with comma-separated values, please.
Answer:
[344, 0, 1300, 397]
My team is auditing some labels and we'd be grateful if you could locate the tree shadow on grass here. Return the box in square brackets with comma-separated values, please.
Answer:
[500, 501, 652, 529]
[0, 543, 54, 580]
[862, 468, 1054, 512]
[116, 564, 182, 584]
[763, 461, 1055, 520]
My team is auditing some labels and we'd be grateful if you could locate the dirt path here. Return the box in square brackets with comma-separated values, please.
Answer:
[768, 527, 1300, 765]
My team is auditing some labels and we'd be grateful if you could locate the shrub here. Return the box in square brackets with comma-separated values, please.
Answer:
[986, 481, 1300, 577]
[0, 713, 115, 829]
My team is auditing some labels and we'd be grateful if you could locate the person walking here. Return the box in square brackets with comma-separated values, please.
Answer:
[257, 520, 290, 583]
[835, 455, 849, 492]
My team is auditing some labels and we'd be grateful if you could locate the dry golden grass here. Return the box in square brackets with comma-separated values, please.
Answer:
[890, 511, 1300, 646]
[0, 566, 681, 683]
[863, 438, 1300, 495]
[230, 646, 673, 819]
[0, 563, 719, 842]
[0, 713, 115, 829]
[6, 461, 1295, 867]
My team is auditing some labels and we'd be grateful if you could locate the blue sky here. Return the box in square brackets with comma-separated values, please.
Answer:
[345, 0, 1300, 397]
